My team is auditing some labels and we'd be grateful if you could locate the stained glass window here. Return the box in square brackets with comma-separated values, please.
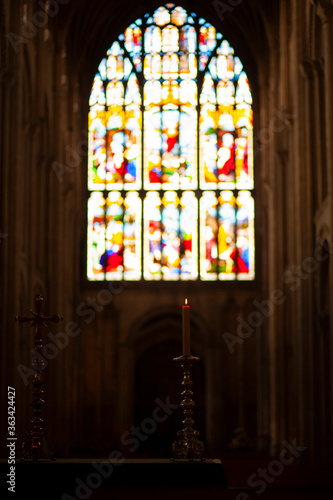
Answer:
[87, 4, 255, 281]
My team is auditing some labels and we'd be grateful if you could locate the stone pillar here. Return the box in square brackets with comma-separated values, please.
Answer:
[313, 0, 333, 464]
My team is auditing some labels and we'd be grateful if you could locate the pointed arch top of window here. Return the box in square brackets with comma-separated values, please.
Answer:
[87, 3, 255, 282]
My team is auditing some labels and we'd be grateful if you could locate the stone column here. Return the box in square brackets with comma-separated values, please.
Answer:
[313, 0, 333, 464]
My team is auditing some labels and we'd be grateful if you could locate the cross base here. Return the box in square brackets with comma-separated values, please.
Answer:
[22, 431, 55, 461]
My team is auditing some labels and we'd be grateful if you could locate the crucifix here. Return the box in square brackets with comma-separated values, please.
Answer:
[16, 294, 63, 460]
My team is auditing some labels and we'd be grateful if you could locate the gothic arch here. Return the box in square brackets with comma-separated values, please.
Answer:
[127, 305, 214, 353]
[117, 304, 216, 453]
[59, 0, 271, 102]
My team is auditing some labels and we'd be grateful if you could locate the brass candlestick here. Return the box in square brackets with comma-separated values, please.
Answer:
[171, 355, 205, 460]
[16, 294, 63, 460]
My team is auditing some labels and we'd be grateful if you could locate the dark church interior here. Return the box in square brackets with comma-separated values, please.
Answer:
[1, 0, 333, 498]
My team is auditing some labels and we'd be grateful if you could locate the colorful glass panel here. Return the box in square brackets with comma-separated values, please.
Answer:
[200, 191, 218, 279]
[218, 191, 236, 279]
[154, 6, 170, 26]
[144, 191, 162, 280]
[180, 191, 198, 279]
[144, 106, 162, 186]
[171, 6, 187, 26]
[87, 192, 106, 280]
[179, 106, 197, 188]
[217, 130, 235, 183]
[236, 191, 255, 279]
[161, 191, 180, 279]
[123, 192, 141, 280]
[234, 83, 253, 188]
[88, 3, 255, 281]
[88, 107, 106, 190]
[200, 103, 218, 186]
[104, 192, 123, 280]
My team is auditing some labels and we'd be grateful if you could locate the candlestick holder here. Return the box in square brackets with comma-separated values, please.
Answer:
[171, 355, 205, 461]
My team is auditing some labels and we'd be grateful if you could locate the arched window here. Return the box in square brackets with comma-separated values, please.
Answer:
[87, 3, 254, 282]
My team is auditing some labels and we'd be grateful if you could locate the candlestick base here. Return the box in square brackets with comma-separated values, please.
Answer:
[171, 355, 205, 461]
[172, 428, 205, 461]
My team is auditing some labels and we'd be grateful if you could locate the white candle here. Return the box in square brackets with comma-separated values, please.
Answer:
[182, 298, 190, 356]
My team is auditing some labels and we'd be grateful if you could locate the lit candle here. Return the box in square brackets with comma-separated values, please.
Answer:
[182, 298, 190, 356]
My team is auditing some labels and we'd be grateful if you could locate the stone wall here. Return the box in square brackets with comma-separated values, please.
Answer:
[0, 0, 332, 463]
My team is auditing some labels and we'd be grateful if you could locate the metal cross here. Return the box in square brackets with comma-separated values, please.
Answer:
[16, 293, 63, 460]
[16, 293, 63, 330]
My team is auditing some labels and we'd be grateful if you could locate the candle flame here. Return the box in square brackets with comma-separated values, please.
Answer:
[185, 298, 188, 305]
